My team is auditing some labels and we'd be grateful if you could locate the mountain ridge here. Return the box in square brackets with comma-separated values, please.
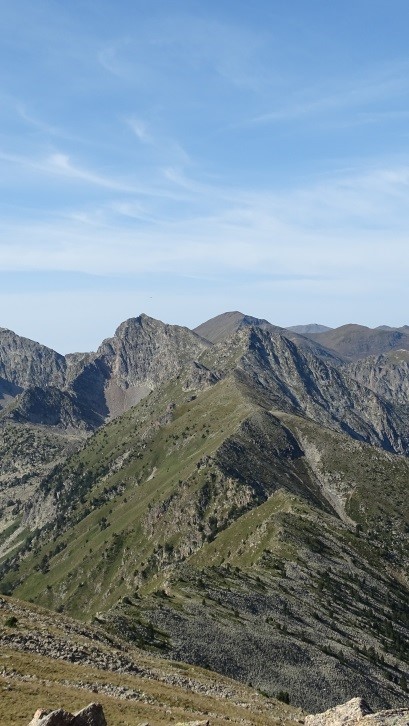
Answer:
[0, 310, 408, 715]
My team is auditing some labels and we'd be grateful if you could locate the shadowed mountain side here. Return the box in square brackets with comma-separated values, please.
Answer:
[0, 377, 22, 410]
[1, 386, 104, 430]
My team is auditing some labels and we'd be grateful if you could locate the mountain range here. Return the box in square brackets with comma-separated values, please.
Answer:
[0, 311, 408, 719]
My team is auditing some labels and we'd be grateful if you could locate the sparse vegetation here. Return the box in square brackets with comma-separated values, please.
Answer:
[0, 317, 408, 713]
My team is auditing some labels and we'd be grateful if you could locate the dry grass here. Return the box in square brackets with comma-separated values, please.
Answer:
[0, 597, 301, 726]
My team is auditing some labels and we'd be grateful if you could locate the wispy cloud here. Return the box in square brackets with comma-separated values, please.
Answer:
[1, 158, 408, 287]
[245, 62, 409, 126]
[0, 149, 196, 203]
[1, 1, 409, 343]
[97, 40, 131, 78]
[97, 15, 270, 94]
[47, 152, 139, 191]
[126, 116, 152, 144]
[0, 149, 137, 192]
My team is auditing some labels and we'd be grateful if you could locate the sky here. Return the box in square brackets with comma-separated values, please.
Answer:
[1, 0, 409, 352]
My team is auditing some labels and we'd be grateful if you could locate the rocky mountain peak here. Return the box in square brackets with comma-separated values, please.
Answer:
[194, 310, 282, 344]
[98, 314, 209, 387]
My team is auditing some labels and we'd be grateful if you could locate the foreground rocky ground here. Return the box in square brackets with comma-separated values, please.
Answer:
[24, 696, 409, 725]
[0, 596, 302, 725]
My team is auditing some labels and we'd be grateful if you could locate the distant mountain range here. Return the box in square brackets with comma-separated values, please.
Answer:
[0, 310, 408, 714]
[2, 311, 408, 431]
[286, 324, 333, 334]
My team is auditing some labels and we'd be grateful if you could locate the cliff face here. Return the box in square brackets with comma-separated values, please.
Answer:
[91, 314, 209, 417]
[346, 351, 409, 407]
[100, 314, 209, 388]
[0, 328, 66, 392]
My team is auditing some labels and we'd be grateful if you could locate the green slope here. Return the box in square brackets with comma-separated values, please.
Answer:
[1, 364, 408, 713]
[5, 376, 256, 610]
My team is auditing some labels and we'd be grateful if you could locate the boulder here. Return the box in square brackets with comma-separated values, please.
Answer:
[305, 698, 409, 726]
[28, 709, 74, 726]
[28, 703, 106, 726]
[305, 698, 372, 726]
[73, 703, 107, 726]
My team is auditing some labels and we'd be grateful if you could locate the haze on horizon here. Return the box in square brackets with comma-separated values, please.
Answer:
[1, 0, 408, 353]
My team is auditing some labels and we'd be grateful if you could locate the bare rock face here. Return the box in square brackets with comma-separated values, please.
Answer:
[346, 352, 409, 407]
[88, 314, 209, 418]
[235, 328, 409, 455]
[305, 698, 372, 726]
[98, 314, 208, 387]
[305, 698, 409, 726]
[28, 703, 106, 726]
[71, 703, 107, 726]
[0, 328, 66, 390]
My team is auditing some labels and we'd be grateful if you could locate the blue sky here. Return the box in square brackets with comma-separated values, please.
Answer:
[1, 0, 409, 352]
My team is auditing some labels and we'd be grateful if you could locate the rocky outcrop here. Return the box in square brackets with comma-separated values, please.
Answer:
[306, 698, 409, 726]
[100, 315, 208, 387]
[28, 703, 106, 725]
[346, 352, 409, 407]
[182, 361, 220, 391]
[0, 328, 66, 389]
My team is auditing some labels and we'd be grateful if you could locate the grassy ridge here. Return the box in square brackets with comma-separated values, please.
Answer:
[1, 363, 408, 711]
